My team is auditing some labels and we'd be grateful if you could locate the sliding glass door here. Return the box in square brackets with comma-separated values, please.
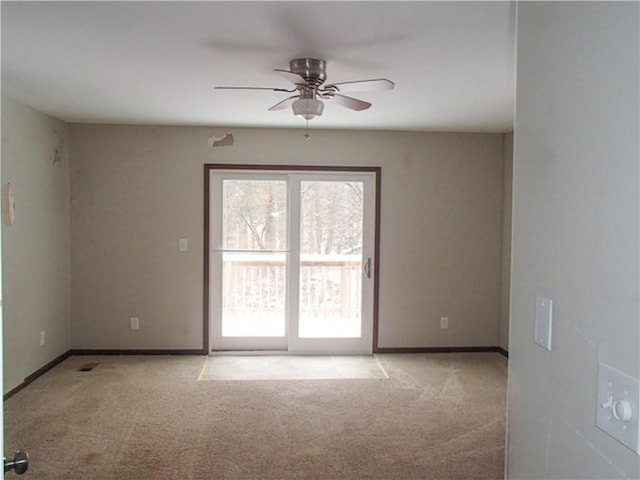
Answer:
[208, 168, 377, 354]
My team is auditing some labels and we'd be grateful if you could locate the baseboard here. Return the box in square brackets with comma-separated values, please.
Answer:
[70, 348, 207, 356]
[4, 349, 73, 400]
[496, 347, 509, 358]
[375, 345, 509, 358]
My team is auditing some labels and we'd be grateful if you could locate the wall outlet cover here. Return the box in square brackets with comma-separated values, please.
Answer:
[130, 317, 140, 330]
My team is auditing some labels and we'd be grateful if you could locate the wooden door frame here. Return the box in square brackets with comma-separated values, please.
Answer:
[203, 164, 381, 353]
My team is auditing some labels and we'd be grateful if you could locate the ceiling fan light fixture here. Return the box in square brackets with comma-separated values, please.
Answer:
[292, 98, 324, 120]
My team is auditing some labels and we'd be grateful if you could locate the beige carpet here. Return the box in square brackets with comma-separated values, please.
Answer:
[5, 353, 507, 479]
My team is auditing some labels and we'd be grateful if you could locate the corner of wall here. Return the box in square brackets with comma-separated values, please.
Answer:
[1, 97, 72, 393]
[499, 132, 513, 352]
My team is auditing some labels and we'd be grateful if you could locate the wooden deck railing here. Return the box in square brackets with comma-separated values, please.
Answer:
[222, 253, 362, 317]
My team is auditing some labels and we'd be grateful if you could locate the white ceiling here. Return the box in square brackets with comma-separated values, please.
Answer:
[1, 1, 515, 133]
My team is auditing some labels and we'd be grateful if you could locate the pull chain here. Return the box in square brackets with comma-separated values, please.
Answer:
[304, 119, 311, 141]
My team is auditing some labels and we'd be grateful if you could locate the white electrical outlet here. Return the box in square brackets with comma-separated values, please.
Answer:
[596, 362, 639, 454]
[440, 317, 449, 329]
[39, 330, 46, 346]
[130, 317, 140, 330]
[179, 238, 188, 252]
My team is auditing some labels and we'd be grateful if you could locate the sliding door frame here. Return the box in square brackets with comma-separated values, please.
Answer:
[203, 164, 381, 353]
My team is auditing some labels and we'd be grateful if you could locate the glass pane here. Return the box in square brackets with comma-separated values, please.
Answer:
[222, 252, 286, 337]
[222, 180, 287, 251]
[221, 179, 287, 338]
[298, 181, 364, 338]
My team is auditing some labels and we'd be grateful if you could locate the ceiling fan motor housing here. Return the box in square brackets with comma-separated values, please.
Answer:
[289, 58, 326, 88]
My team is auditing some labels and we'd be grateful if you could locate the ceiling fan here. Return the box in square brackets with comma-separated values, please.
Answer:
[215, 58, 394, 121]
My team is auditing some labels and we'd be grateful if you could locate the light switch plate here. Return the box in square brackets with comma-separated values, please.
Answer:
[596, 362, 639, 454]
[534, 295, 553, 350]
[179, 238, 188, 252]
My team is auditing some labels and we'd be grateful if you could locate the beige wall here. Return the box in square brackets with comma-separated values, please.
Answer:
[500, 132, 513, 350]
[1, 98, 71, 392]
[508, 2, 639, 479]
[69, 126, 506, 351]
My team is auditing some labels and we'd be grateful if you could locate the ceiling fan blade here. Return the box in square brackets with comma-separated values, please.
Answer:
[324, 93, 371, 111]
[215, 86, 293, 92]
[274, 69, 308, 85]
[324, 78, 395, 93]
[268, 95, 299, 111]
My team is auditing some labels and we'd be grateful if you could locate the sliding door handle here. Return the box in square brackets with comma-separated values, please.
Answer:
[363, 257, 372, 279]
